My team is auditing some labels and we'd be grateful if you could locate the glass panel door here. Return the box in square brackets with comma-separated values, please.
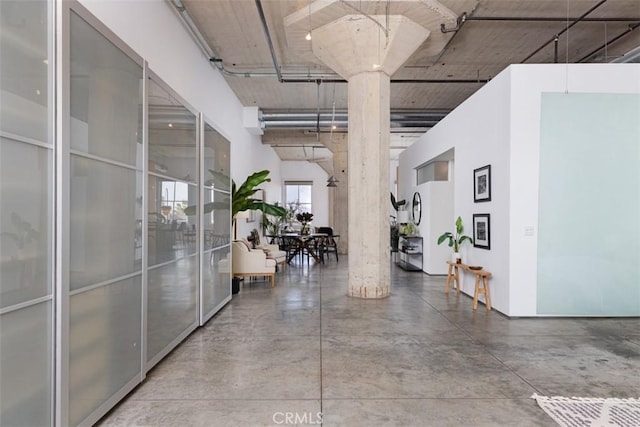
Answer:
[146, 74, 198, 367]
[201, 121, 231, 322]
[0, 1, 53, 425]
[68, 11, 143, 426]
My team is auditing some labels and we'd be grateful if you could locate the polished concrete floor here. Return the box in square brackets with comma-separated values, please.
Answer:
[99, 257, 640, 426]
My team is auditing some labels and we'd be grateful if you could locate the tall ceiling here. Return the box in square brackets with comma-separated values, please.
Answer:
[173, 0, 639, 162]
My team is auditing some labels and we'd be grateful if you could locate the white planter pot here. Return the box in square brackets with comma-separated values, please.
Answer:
[453, 252, 461, 263]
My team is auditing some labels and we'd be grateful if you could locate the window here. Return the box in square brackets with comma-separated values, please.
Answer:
[284, 181, 313, 214]
[416, 161, 448, 185]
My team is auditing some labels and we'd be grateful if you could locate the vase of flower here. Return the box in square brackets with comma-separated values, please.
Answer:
[296, 212, 313, 235]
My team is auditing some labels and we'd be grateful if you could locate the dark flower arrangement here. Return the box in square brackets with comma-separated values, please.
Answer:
[296, 212, 314, 234]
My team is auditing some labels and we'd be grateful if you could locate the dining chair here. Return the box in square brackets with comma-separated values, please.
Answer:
[317, 227, 339, 262]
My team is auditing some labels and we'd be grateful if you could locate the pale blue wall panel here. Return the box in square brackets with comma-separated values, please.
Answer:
[537, 93, 640, 315]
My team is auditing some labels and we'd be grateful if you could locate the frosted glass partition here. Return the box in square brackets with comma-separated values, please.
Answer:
[70, 157, 142, 290]
[69, 15, 142, 166]
[1, 3, 234, 424]
[203, 189, 232, 250]
[203, 246, 231, 319]
[147, 74, 199, 366]
[69, 276, 141, 426]
[0, 0, 53, 425]
[147, 256, 198, 361]
[201, 121, 231, 322]
[148, 176, 198, 265]
[0, 302, 52, 426]
[0, 139, 52, 308]
[203, 123, 231, 192]
[69, 10, 143, 425]
[537, 93, 640, 316]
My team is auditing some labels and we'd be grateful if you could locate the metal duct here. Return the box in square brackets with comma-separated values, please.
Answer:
[260, 109, 450, 130]
[611, 44, 640, 63]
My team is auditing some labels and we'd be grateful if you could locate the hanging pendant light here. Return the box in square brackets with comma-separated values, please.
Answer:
[327, 176, 339, 187]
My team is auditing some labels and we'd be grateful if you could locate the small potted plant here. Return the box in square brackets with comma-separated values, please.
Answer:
[437, 216, 473, 263]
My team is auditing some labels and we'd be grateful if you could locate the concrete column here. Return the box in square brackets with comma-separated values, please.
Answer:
[325, 137, 348, 255]
[285, 0, 457, 298]
[347, 71, 391, 298]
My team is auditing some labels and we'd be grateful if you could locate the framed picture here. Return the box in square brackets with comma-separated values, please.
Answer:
[473, 164, 491, 202]
[473, 214, 490, 250]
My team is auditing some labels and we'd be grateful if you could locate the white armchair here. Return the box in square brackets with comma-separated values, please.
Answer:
[232, 240, 276, 287]
[242, 235, 286, 268]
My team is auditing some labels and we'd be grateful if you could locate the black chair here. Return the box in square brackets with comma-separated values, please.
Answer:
[317, 227, 339, 262]
[282, 235, 302, 264]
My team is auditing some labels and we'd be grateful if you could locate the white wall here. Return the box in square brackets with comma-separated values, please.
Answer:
[399, 68, 512, 313]
[420, 181, 453, 275]
[78, 0, 283, 241]
[280, 161, 330, 228]
[399, 63, 640, 316]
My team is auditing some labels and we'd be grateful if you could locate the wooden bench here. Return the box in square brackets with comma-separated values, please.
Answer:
[445, 261, 492, 311]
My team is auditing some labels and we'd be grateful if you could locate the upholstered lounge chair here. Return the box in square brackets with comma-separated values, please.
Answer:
[232, 240, 276, 287]
[245, 230, 287, 269]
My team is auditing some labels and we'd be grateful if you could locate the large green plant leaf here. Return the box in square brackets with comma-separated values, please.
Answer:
[232, 170, 271, 216]
[183, 200, 229, 216]
[437, 216, 473, 250]
[183, 170, 286, 219]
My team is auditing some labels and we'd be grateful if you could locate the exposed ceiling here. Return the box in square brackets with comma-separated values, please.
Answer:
[172, 0, 640, 164]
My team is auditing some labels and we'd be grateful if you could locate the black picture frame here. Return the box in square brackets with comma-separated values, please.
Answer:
[473, 213, 490, 250]
[473, 165, 491, 202]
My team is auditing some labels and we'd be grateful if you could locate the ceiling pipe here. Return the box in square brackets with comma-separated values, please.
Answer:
[467, 16, 640, 22]
[261, 110, 450, 119]
[261, 120, 441, 127]
[521, 0, 609, 63]
[169, 0, 215, 59]
[578, 23, 640, 62]
[254, 0, 283, 82]
[611, 44, 640, 63]
[260, 109, 449, 130]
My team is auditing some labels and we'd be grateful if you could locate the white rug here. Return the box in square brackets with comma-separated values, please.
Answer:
[532, 394, 640, 427]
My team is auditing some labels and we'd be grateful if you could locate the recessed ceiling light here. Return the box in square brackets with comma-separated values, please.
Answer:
[168, 123, 173, 128]
[305, 32, 312, 41]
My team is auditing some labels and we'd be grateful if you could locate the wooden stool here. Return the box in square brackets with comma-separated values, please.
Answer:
[445, 261, 492, 311]
[472, 274, 491, 311]
[445, 262, 461, 294]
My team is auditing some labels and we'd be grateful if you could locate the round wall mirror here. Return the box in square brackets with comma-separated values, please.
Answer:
[412, 192, 422, 225]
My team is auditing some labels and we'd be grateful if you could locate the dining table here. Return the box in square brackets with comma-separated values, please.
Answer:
[277, 233, 327, 264]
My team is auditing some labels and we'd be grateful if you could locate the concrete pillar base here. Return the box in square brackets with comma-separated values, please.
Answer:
[349, 284, 390, 299]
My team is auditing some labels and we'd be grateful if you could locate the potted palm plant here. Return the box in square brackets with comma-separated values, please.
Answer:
[185, 170, 286, 239]
[437, 216, 473, 263]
